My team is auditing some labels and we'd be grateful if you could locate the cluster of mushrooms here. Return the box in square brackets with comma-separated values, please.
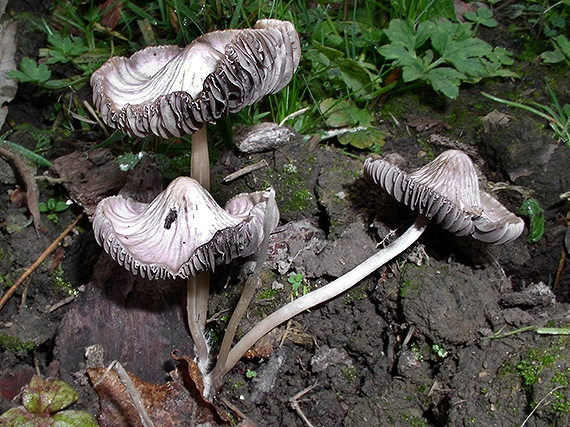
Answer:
[90, 20, 524, 400]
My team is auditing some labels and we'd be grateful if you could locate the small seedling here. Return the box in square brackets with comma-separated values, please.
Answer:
[39, 198, 70, 224]
[245, 369, 258, 379]
[0, 375, 97, 427]
[288, 272, 309, 297]
[431, 343, 449, 359]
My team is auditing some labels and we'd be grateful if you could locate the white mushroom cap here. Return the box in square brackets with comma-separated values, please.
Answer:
[363, 150, 524, 244]
[93, 177, 279, 279]
[91, 19, 301, 138]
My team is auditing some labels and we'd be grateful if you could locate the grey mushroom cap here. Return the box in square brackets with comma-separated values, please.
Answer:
[363, 150, 524, 244]
[93, 176, 279, 279]
[91, 19, 301, 138]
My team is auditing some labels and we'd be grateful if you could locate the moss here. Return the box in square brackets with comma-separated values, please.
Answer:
[258, 288, 280, 299]
[52, 264, 77, 296]
[510, 338, 570, 417]
[0, 334, 36, 353]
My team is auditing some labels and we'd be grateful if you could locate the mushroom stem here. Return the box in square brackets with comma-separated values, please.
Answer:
[187, 271, 211, 371]
[188, 124, 211, 372]
[206, 214, 430, 394]
[208, 190, 278, 396]
[191, 125, 210, 191]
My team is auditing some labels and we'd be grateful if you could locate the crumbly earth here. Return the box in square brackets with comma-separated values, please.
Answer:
[1, 2, 570, 427]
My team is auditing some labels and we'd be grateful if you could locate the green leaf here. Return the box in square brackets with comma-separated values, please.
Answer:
[1, 140, 53, 167]
[427, 68, 464, 99]
[337, 127, 387, 149]
[52, 410, 98, 427]
[0, 406, 35, 426]
[336, 57, 377, 100]
[464, 7, 498, 28]
[519, 198, 545, 243]
[554, 34, 570, 56]
[54, 201, 69, 212]
[320, 98, 373, 128]
[6, 57, 51, 84]
[540, 49, 566, 63]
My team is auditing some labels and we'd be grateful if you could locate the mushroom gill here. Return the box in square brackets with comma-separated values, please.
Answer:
[91, 19, 301, 138]
[93, 176, 278, 279]
[363, 149, 524, 244]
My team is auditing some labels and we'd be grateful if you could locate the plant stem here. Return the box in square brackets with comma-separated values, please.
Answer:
[207, 214, 430, 390]
[481, 92, 556, 124]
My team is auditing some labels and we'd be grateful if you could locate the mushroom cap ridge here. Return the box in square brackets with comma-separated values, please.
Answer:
[91, 19, 301, 138]
[363, 150, 524, 244]
[93, 176, 278, 279]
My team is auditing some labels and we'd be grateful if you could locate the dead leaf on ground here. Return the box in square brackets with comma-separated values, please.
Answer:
[0, 20, 18, 128]
[482, 109, 511, 133]
[88, 353, 255, 427]
[406, 118, 451, 133]
[99, 0, 124, 29]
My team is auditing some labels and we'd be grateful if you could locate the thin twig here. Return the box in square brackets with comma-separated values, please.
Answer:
[520, 385, 565, 427]
[93, 361, 156, 427]
[290, 382, 319, 427]
[0, 213, 83, 311]
[223, 160, 268, 183]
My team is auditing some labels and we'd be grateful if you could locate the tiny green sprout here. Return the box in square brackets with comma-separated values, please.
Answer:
[288, 272, 304, 294]
[288, 272, 310, 297]
[246, 369, 258, 379]
[519, 198, 545, 243]
[432, 343, 449, 359]
[0, 375, 97, 427]
[39, 198, 70, 224]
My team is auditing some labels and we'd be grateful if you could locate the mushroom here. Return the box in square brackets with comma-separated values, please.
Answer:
[93, 176, 279, 373]
[90, 19, 298, 374]
[93, 176, 278, 280]
[91, 18, 301, 190]
[203, 150, 525, 395]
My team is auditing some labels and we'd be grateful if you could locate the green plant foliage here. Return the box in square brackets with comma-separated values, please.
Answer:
[378, 18, 516, 99]
[464, 7, 498, 28]
[42, 32, 89, 65]
[7, 57, 52, 86]
[541, 34, 570, 65]
[482, 82, 570, 147]
[389, 0, 456, 22]
[39, 198, 69, 224]
[0, 375, 98, 427]
[519, 198, 545, 243]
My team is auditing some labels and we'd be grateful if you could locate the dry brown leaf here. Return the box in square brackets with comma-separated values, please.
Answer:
[0, 20, 17, 128]
[89, 354, 255, 427]
[482, 109, 510, 133]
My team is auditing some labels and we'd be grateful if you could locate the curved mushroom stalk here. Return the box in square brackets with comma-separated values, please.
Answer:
[204, 213, 429, 396]
[204, 150, 526, 396]
[93, 177, 279, 372]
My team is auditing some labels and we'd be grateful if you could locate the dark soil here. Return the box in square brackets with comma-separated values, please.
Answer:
[1, 2, 570, 427]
